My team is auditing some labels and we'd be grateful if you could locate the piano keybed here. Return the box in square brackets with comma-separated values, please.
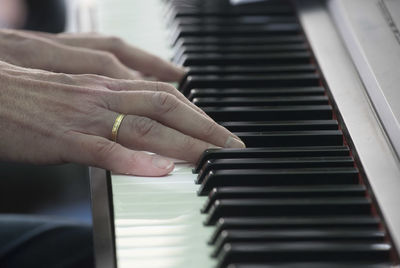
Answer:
[98, 0, 399, 267]
[168, 0, 395, 267]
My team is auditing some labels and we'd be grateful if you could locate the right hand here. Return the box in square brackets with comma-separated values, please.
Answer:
[0, 61, 245, 176]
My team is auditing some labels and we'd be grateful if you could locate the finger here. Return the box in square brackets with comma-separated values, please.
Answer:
[109, 91, 245, 149]
[0, 30, 141, 80]
[64, 131, 174, 176]
[49, 33, 186, 82]
[49, 45, 142, 80]
[110, 114, 217, 163]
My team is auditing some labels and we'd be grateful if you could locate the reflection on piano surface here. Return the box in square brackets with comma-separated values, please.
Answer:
[91, 0, 400, 267]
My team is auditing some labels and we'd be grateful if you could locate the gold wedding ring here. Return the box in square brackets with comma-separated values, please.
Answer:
[111, 113, 126, 142]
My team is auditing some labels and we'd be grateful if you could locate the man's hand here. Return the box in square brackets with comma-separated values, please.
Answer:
[0, 29, 185, 81]
[0, 62, 245, 176]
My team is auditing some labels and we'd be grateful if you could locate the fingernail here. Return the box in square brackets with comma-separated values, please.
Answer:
[224, 136, 246, 148]
[208, 145, 222, 149]
[152, 156, 174, 170]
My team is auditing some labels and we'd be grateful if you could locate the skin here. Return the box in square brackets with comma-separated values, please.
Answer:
[0, 30, 245, 177]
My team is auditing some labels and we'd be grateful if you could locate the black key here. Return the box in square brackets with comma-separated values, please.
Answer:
[221, 120, 338, 132]
[236, 130, 343, 147]
[181, 65, 315, 77]
[171, 24, 300, 44]
[175, 44, 308, 57]
[226, 263, 392, 268]
[203, 105, 333, 122]
[175, 36, 305, 47]
[170, 9, 294, 20]
[173, 45, 308, 62]
[198, 167, 359, 196]
[194, 146, 351, 173]
[216, 242, 391, 267]
[168, 0, 292, 10]
[169, 2, 293, 13]
[210, 216, 381, 245]
[178, 52, 312, 66]
[171, 16, 297, 27]
[192, 96, 329, 107]
[180, 74, 320, 94]
[202, 184, 364, 213]
[168, 1, 292, 12]
[197, 156, 353, 184]
[205, 197, 372, 225]
[187, 87, 325, 100]
[213, 229, 386, 257]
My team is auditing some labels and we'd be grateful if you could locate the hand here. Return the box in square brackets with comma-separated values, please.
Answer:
[0, 29, 185, 81]
[0, 62, 245, 176]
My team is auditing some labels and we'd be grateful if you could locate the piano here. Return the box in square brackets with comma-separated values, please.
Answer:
[89, 0, 400, 267]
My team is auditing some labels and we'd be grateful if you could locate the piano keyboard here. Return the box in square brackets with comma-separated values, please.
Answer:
[94, 0, 399, 267]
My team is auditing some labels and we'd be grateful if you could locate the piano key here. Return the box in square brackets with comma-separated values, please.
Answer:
[172, 47, 307, 64]
[202, 184, 365, 213]
[168, 11, 296, 29]
[181, 65, 316, 77]
[203, 105, 333, 122]
[198, 167, 359, 196]
[192, 96, 329, 107]
[213, 229, 386, 257]
[172, 27, 299, 44]
[171, 16, 298, 29]
[227, 263, 392, 268]
[168, 2, 291, 12]
[173, 44, 309, 62]
[210, 216, 382, 245]
[169, 9, 295, 20]
[236, 130, 343, 147]
[176, 35, 306, 47]
[216, 242, 391, 267]
[197, 156, 353, 184]
[169, 0, 291, 7]
[178, 43, 308, 53]
[187, 87, 326, 100]
[194, 146, 351, 173]
[178, 52, 312, 66]
[221, 120, 339, 132]
[171, 16, 298, 27]
[171, 24, 300, 45]
[205, 197, 372, 225]
[180, 73, 320, 94]
[168, 0, 292, 10]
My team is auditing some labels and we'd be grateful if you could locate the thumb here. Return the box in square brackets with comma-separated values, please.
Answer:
[65, 132, 174, 176]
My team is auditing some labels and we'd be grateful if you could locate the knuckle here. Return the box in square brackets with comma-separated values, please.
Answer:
[98, 51, 118, 66]
[54, 73, 76, 85]
[151, 91, 179, 114]
[202, 121, 217, 138]
[156, 82, 178, 94]
[95, 52, 122, 77]
[180, 134, 196, 152]
[78, 74, 110, 87]
[107, 36, 124, 51]
[80, 73, 102, 80]
[130, 116, 158, 138]
[147, 54, 162, 66]
[91, 139, 117, 166]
